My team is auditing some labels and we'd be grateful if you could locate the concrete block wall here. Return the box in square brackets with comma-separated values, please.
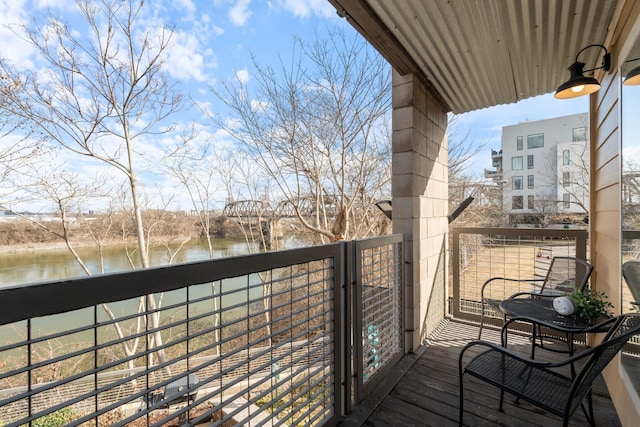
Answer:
[391, 70, 449, 352]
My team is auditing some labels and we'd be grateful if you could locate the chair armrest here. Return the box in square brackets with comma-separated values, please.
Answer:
[459, 339, 554, 370]
[508, 291, 561, 299]
[480, 277, 545, 301]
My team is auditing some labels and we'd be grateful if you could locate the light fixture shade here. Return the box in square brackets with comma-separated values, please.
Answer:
[624, 65, 640, 86]
[555, 62, 601, 99]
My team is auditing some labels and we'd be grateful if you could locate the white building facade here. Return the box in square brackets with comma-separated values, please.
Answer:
[486, 113, 589, 221]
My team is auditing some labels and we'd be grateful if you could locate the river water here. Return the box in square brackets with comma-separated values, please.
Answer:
[0, 237, 298, 344]
[0, 237, 262, 289]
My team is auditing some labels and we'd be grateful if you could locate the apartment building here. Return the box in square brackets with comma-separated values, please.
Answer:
[485, 113, 589, 223]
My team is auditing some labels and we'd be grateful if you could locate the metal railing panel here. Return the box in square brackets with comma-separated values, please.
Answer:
[452, 227, 588, 330]
[621, 230, 640, 355]
[0, 236, 407, 426]
[0, 244, 344, 426]
[352, 234, 404, 402]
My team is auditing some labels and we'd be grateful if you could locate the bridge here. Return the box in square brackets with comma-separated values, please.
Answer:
[221, 198, 339, 219]
[220, 198, 341, 249]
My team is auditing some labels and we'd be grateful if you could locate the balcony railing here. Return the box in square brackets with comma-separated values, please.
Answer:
[451, 226, 588, 329]
[0, 235, 404, 426]
[483, 168, 502, 180]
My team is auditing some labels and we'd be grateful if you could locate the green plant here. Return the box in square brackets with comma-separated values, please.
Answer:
[571, 289, 614, 320]
[32, 407, 76, 427]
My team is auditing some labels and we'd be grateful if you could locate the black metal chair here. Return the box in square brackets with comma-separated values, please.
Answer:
[459, 313, 640, 427]
[478, 256, 593, 339]
[622, 260, 640, 310]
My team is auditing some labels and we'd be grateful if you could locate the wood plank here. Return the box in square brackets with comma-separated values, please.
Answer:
[340, 320, 622, 427]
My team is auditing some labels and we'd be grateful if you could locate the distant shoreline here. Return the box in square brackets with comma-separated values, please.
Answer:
[0, 237, 186, 254]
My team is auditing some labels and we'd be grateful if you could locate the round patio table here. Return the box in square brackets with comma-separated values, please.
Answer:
[500, 296, 611, 375]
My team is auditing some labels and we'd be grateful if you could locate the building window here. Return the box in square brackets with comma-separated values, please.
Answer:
[563, 193, 570, 209]
[512, 156, 523, 170]
[527, 154, 534, 169]
[528, 195, 535, 210]
[527, 175, 534, 189]
[512, 196, 523, 209]
[527, 133, 544, 149]
[517, 136, 523, 150]
[573, 127, 586, 142]
[563, 149, 570, 165]
[513, 176, 523, 190]
[563, 171, 570, 186]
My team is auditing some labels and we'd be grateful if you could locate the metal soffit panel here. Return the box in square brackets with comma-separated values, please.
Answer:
[360, 0, 618, 114]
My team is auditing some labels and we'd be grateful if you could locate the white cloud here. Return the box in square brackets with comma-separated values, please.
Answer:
[271, 0, 334, 18]
[235, 68, 250, 84]
[34, 0, 74, 10]
[229, 0, 252, 26]
[0, 0, 36, 67]
[250, 99, 269, 112]
[165, 30, 207, 82]
[173, 0, 196, 14]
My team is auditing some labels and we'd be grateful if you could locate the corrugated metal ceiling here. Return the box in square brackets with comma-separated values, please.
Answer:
[338, 0, 619, 114]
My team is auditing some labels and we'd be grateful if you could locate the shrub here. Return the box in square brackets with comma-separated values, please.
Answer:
[33, 407, 76, 427]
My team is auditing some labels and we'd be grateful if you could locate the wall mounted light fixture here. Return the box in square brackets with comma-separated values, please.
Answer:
[623, 61, 640, 86]
[555, 44, 611, 99]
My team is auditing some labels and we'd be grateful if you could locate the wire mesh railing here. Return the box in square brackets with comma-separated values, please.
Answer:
[0, 245, 344, 427]
[622, 230, 640, 356]
[0, 235, 406, 426]
[451, 227, 588, 327]
[353, 235, 403, 402]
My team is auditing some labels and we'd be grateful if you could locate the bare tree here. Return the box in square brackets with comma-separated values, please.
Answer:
[213, 27, 391, 242]
[13, 163, 155, 381]
[623, 159, 640, 230]
[19, 167, 105, 269]
[550, 142, 589, 213]
[0, 0, 187, 369]
[447, 115, 495, 226]
[0, 74, 41, 207]
[448, 114, 489, 181]
[0, 0, 183, 267]
[166, 140, 228, 255]
[0, 138, 42, 209]
[167, 144, 278, 351]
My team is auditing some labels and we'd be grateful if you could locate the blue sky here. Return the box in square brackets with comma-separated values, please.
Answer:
[2, 0, 629, 210]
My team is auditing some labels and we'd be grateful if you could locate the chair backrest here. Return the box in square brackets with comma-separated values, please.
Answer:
[540, 256, 593, 295]
[569, 314, 640, 414]
[622, 260, 640, 305]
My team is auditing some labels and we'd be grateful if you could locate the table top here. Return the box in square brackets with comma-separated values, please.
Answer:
[499, 297, 605, 332]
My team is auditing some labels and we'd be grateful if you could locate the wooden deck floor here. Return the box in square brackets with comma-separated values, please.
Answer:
[340, 320, 621, 427]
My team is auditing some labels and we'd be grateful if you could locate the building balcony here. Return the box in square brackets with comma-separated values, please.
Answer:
[0, 229, 630, 426]
[484, 168, 503, 180]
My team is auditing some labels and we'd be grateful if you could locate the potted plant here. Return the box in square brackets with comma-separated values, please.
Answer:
[570, 288, 614, 321]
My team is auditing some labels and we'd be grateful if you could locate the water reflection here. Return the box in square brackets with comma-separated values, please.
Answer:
[0, 238, 275, 344]
[0, 238, 256, 288]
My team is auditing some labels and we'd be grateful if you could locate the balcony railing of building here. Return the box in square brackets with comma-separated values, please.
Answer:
[0, 234, 403, 426]
[451, 227, 588, 331]
[483, 169, 502, 180]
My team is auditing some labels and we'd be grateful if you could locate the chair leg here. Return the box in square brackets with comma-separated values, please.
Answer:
[530, 323, 538, 359]
[459, 372, 465, 426]
[579, 390, 595, 427]
[478, 303, 485, 340]
[588, 391, 595, 426]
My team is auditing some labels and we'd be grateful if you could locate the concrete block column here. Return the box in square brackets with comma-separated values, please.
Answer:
[391, 71, 449, 352]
